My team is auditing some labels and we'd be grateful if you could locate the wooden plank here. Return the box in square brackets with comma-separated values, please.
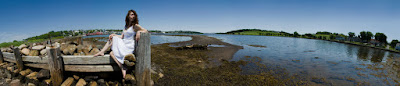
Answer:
[47, 48, 64, 86]
[0, 51, 3, 63]
[13, 48, 24, 71]
[2, 52, 15, 61]
[22, 55, 113, 65]
[25, 64, 115, 72]
[135, 33, 151, 86]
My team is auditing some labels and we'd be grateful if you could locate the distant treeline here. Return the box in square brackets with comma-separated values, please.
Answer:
[219, 29, 398, 49]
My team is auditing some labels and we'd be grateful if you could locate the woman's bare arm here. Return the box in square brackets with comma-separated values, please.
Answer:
[135, 24, 148, 41]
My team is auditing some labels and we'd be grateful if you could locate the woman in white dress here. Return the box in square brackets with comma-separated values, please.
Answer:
[94, 10, 148, 78]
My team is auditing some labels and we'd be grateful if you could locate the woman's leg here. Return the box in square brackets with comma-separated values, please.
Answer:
[110, 51, 127, 78]
[94, 40, 112, 56]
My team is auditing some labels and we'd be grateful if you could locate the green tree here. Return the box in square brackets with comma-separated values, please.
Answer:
[348, 32, 355, 38]
[294, 31, 299, 37]
[374, 33, 387, 44]
[359, 31, 373, 43]
[390, 40, 399, 48]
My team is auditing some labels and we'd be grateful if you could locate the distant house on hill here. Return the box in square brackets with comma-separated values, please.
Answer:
[370, 39, 382, 47]
[347, 37, 361, 42]
[335, 36, 345, 41]
[396, 43, 400, 50]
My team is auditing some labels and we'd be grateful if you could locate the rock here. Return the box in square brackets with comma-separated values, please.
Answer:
[10, 79, 21, 86]
[89, 81, 98, 86]
[124, 74, 135, 81]
[29, 50, 39, 56]
[28, 83, 36, 86]
[21, 48, 30, 56]
[76, 79, 87, 86]
[84, 76, 99, 82]
[76, 45, 84, 55]
[124, 60, 135, 67]
[124, 54, 136, 62]
[40, 49, 47, 55]
[62, 44, 77, 55]
[18, 44, 27, 49]
[44, 79, 51, 85]
[26, 72, 38, 79]
[36, 69, 50, 79]
[82, 45, 93, 55]
[20, 69, 32, 76]
[61, 77, 74, 86]
[73, 75, 80, 80]
[159, 72, 164, 78]
[32, 45, 45, 50]
[5, 78, 12, 83]
[89, 48, 100, 55]
[96, 79, 105, 85]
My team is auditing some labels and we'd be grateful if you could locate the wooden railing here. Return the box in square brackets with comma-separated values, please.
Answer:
[0, 33, 151, 86]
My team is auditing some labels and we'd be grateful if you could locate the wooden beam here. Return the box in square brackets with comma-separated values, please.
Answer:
[135, 33, 151, 86]
[47, 48, 64, 86]
[25, 64, 115, 72]
[0, 51, 3, 63]
[22, 55, 113, 65]
[13, 48, 24, 71]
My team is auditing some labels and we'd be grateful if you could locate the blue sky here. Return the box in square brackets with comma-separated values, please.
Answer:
[0, 0, 399, 43]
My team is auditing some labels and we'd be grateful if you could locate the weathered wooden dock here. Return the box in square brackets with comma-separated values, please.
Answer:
[0, 33, 151, 86]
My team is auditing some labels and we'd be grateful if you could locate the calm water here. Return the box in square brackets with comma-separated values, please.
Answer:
[205, 34, 400, 86]
[83, 35, 192, 45]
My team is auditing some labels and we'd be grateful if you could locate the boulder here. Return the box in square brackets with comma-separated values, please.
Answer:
[124, 74, 135, 81]
[76, 79, 87, 86]
[44, 79, 51, 85]
[32, 45, 45, 50]
[61, 77, 74, 86]
[20, 69, 32, 76]
[5, 78, 12, 83]
[28, 50, 39, 56]
[96, 79, 105, 85]
[28, 83, 36, 86]
[62, 45, 77, 55]
[89, 48, 100, 55]
[21, 48, 30, 56]
[36, 69, 50, 79]
[73, 75, 80, 80]
[26, 72, 38, 79]
[18, 44, 27, 49]
[53, 42, 60, 48]
[40, 49, 47, 55]
[89, 81, 98, 86]
[10, 79, 21, 86]
[124, 60, 135, 67]
[124, 54, 136, 62]
[84, 76, 98, 82]
[82, 45, 93, 55]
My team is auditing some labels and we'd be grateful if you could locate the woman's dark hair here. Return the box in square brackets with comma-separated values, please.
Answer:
[125, 10, 139, 29]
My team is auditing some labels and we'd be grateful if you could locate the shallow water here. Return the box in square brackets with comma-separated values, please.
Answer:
[205, 34, 400, 86]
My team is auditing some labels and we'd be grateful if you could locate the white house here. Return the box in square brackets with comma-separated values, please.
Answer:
[396, 43, 400, 50]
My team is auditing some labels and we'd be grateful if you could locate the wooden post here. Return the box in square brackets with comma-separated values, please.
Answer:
[13, 48, 24, 71]
[135, 33, 151, 86]
[47, 47, 64, 86]
[0, 50, 3, 63]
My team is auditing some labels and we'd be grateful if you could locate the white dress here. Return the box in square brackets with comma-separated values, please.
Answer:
[112, 26, 136, 64]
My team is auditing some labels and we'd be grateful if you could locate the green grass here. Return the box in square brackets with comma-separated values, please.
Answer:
[0, 36, 64, 48]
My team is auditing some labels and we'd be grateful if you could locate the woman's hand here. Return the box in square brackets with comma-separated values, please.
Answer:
[109, 34, 116, 41]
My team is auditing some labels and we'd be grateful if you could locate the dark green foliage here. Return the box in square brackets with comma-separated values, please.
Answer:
[348, 32, 355, 38]
[359, 31, 374, 43]
[294, 31, 299, 37]
[316, 31, 332, 35]
[375, 33, 387, 44]
[390, 40, 399, 48]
